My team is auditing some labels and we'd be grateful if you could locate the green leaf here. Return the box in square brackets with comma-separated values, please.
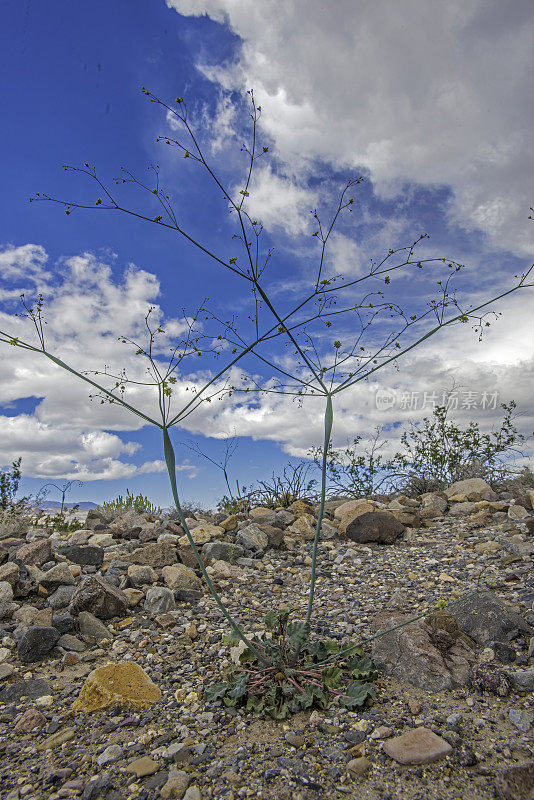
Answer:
[204, 682, 229, 702]
[287, 621, 310, 651]
[339, 681, 376, 708]
[321, 666, 342, 688]
[264, 610, 278, 630]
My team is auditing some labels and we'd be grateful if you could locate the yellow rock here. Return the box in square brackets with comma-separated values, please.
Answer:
[249, 506, 273, 517]
[448, 493, 468, 503]
[72, 661, 161, 712]
[220, 514, 239, 531]
[337, 502, 376, 534]
[290, 499, 316, 518]
[438, 572, 455, 582]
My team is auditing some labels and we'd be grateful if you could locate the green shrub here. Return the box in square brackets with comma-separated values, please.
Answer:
[100, 489, 162, 518]
[389, 401, 527, 495]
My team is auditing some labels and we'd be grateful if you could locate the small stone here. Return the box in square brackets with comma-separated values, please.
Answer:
[58, 633, 86, 652]
[97, 744, 124, 766]
[37, 726, 75, 751]
[408, 698, 422, 715]
[39, 562, 75, 591]
[183, 787, 201, 800]
[126, 756, 159, 777]
[127, 563, 158, 587]
[58, 545, 104, 567]
[0, 677, 50, 703]
[72, 661, 161, 712]
[370, 725, 392, 739]
[347, 756, 371, 776]
[495, 762, 534, 800]
[69, 575, 128, 619]
[509, 709, 533, 733]
[0, 663, 14, 680]
[0, 562, 20, 587]
[0, 581, 14, 619]
[16, 538, 52, 567]
[162, 564, 202, 592]
[14, 707, 47, 732]
[123, 588, 144, 607]
[161, 770, 190, 799]
[383, 727, 452, 765]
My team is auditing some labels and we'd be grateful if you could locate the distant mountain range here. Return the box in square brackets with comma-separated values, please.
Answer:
[37, 501, 99, 510]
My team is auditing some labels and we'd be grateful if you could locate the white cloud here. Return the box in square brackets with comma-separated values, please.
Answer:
[167, 0, 534, 257]
[0, 245, 531, 490]
[238, 165, 316, 236]
[0, 250, 207, 481]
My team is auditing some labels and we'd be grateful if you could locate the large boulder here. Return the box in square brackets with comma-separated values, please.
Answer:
[236, 524, 269, 553]
[371, 611, 475, 692]
[57, 545, 104, 567]
[17, 625, 60, 662]
[202, 541, 244, 564]
[73, 662, 161, 712]
[125, 540, 177, 568]
[162, 563, 203, 593]
[449, 592, 533, 645]
[69, 575, 128, 620]
[444, 478, 492, 500]
[15, 538, 52, 567]
[345, 511, 404, 544]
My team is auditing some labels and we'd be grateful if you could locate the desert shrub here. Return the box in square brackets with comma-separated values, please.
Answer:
[100, 489, 162, 518]
[310, 427, 391, 498]
[0, 458, 23, 510]
[389, 401, 527, 495]
[37, 508, 83, 532]
[247, 461, 318, 509]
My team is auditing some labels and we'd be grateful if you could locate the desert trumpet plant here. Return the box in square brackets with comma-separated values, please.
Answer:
[3, 90, 531, 713]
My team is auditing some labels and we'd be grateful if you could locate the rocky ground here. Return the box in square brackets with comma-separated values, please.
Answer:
[0, 477, 533, 800]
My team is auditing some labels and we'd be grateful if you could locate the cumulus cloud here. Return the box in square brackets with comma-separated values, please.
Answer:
[0, 249, 204, 480]
[167, 0, 534, 257]
[0, 244, 531, 488]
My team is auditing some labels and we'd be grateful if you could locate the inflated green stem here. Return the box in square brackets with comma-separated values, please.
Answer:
[163, 426, 269, 666]
[306, 394, 333, 625]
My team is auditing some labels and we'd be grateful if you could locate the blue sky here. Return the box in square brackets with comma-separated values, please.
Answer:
[1, 0, 533, 509]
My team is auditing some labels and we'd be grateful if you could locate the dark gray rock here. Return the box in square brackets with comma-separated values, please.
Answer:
[506, 668, 534, 693]
[78, 611, 112, 641]
[202, 541, 244, 564]
[47, 585, 76, 609]
[145, 586, 175, 615]
[236, 525, 269, 553]
[0, 678, 51, 703]
[58, 633, 86, 652]
[345, 511, 405, 544]
[17, 625, 60, 662]
[371, 612, 475, 692]
[58, 545, 104, 567]
[69, 575, 128, 620]
[495, 761, 534, 800]
[52, 612, 76, 634]
[450, 592, 533, 645]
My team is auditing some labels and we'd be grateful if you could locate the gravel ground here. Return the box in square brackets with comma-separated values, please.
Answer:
[0, 494, 533, 800]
